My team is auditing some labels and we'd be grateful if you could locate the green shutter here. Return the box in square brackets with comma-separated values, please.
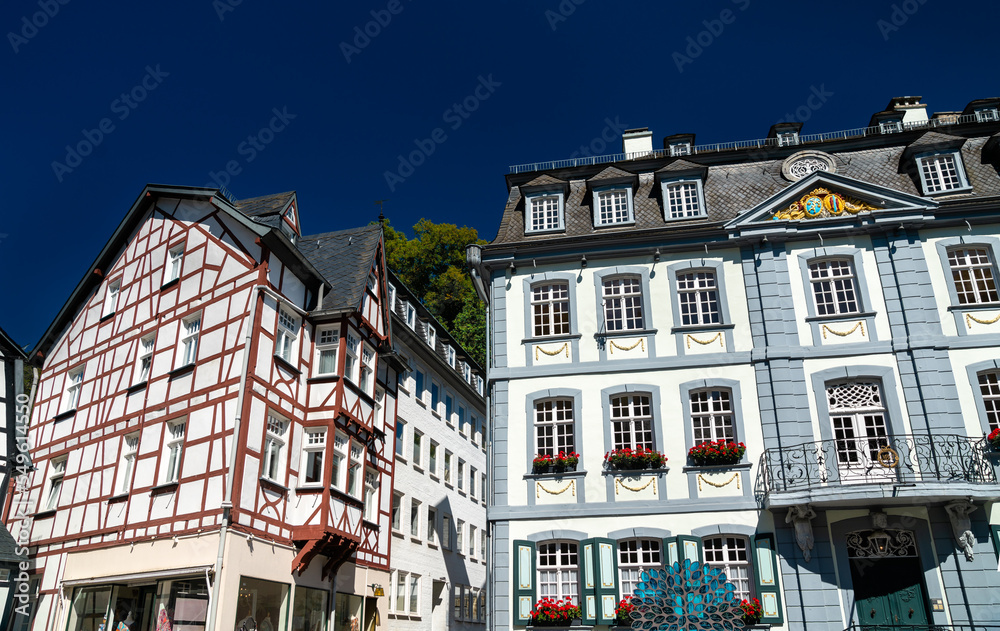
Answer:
[512, 540, 536, 626]
[593, 538, 619, 625]
[579, 539, 598, 625]
[676, 535, 703, 565]
[991, 524, 1000, 561]
[752, 534, 784, 624]
[662, 536, 679, 567]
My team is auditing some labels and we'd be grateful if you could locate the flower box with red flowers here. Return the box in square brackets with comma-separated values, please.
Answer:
[613, 598, 635, 626]
[740, 598, 764, 625]
[988, 428, 1000, 452]
[532, 451, 580, 474]
[529, 597, 582, 627]
[603, 447, 667, 471]
[688, 440, 746, 467]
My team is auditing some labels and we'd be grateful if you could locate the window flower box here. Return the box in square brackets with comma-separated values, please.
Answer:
[529, 598, 582, 627]
[603, 447, 666, 471]
[613, 598, 635, 627]
[988, 428, 1000, 452]
[688, 440, 746, 467]
[740, 598, 764, 626]
[533, 452, 580, 474]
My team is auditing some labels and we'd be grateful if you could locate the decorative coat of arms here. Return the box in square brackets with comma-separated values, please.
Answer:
[771, 188, 879, 221]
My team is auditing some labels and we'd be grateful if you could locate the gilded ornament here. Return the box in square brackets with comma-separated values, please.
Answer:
[820, 321, 865, 340]
[965, 311, 1000, 328]
[772, 188, 879, 221]
[610, 338, 645, 354]
[535, 343, 569, 360]
[876, 446, 899, 469]
[696, 472, 741, 491]
[686, 332, 723, 349]
[615, 477, 656, 495]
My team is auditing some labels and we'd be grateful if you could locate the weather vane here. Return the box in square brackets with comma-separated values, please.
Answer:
[375, 199, 388, 224]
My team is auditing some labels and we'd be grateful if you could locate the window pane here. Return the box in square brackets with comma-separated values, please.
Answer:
[292, 586, 329, 631]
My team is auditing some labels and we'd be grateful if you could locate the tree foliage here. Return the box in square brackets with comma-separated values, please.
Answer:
[382, 219, 488, 368]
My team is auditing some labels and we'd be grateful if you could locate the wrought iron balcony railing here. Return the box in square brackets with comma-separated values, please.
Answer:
[760, 434, 996, 497]
[844, 625, 1000, 631]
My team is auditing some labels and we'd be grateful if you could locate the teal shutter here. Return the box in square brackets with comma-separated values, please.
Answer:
[662, 536, 679, 567]
[676, 535, 703, 565]
[991, 524, 1000, 561]
[579, 538, 598, 625]
[593, 538, 619, 625]
[512, 540, 536, 625]
[752, 534, 784, 624]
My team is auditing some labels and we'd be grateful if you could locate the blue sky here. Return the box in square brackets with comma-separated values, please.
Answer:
[2, 0, 998, 348]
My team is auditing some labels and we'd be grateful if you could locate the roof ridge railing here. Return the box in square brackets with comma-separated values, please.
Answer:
[508, 113, 985, 174]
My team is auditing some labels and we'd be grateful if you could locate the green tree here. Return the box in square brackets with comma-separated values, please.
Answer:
[381, 219, 487, 368]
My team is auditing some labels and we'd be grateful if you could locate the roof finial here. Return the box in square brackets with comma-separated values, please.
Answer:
[375, 199, 388, 225]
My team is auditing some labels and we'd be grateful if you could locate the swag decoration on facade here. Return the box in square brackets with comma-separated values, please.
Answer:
[771, 188, 879, 221]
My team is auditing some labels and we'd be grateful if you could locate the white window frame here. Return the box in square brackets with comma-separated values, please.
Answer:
[388, 283, 397, 310]
[116, 433, 140, 495]
[428, 440, 438, 476]
[405, 302, 416, 329]
[610, 393, 654, 451]
[394, 421, 406, 459]
[975, 107, 999, 123]
[977, 371, 1000, 431]
[394, 571, 407, 613]
[457, 459, 465, 492]
[916, 151, 970, 195]
[777, 131, 799, 147]
[332, 431, 349, 490]
[315, 326, 340, 375]
[593, 187, 634, 227]
[44, 457, 67, 511]
[442, 514, 452, 549]
[446, 345, 456, 368]
[391, 491, 402, 531]
[413, 430, 423, 468]
[425, 324, 436, 349]
[102, 279, 121, 318]
[445, 394, 454, 423]
[535, 398, 575, 456]
[703, 536, 753, 601]
[469, 525, 477, 557]
[62, 367, 84, 413]
[359, 343, 375, 395]
[162, 419, 186, 484]
[136, 333, 156, 384]
[408, 574, 420, 615]
[947, 247, 999, 305]
[676, 270, 721, 326]
[661, 179, 706, 220]
[165, 243, 185, 284]
[669, 142, 691, 156]
[809, 259, 861, 315]
[178, 314, 201, 367]
[427, 507, 437, 544]
[879, 120, 903, 134]
[300, 429, 326, 486]
[618, 538, 662, 597]
[469, 466, 477, 499]
[602, 276, 645, 332]
[537, 541, 579, 605]
[480, 529, 487, 559]
[262, 413, 288, 482]
[344, 331, 360, 383]
[525, 192, 565, 233]
[363, 467, 379, 522]
[457, 519, 465, 553]
[444, 450, 453, 484]
[462, 361, 471, 382]
[690, 389, 736, 444]
[347, 442, 364, 498]
[276, 308, 299, 363]
[531, 282, 571, 338]
[410, 499, 421, 538]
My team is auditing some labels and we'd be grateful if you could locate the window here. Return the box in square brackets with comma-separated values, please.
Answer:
[619, 539, 662, 596]
[262, 414, 288, 482]
[458, 459, 465, 492]
[276, 308, 298, 363]
[363, 468, 378, 521]
[413, 431, 423, 467]
[409, 575, 420, 615]
[538, 541, 579, 605]
[777, 132, 799, 147]
[444, 451, 453, 484]
[445, 394, 454, 423]
[457, 519, 465, 552]
[405, 302, 416, 329]
[602, 276, 644, 331]
[475, 375, 484, 396]
[690, 389, 735, 444]
[809, 259, 859, 315]
[535, 398, 575, 456]
[332, 432, 348, 489]
[470, 466, 477, 498]
[677, 271, 720, 325]
[947, 247, 999, 305]
[391, 492, 402, 531]
[394, 421, 405, 458]
[669, 142, 691, 157]
[469, 525, 477, 556]
[975, 107, 999, 123]
[136, 333, 155, 384]
[462, 361, 471, 382]
[116, 433, 139, 495]
[62, 367, 84, 413]
[426, 324, 436, 349]
[410, 499, 421, 537]
[347, 443, 363, 497]
[415, 369, 425, 401]
[165, 244, 184, 284]
[395, 572, 407, 612]
[481, 473, 487, 500]
[447, 345, 456, 368]
[879, 120, 902, 134]
[663, 180, 704, 219]
[431, 382, 441, 413]
[527, 194, 564, 233]
[429, 441, 438, 475]
[978, 371, 1000, 431]
[292, 586, 328, 631]
[481, 529, 487, 558]
[443, 515, 452, 549]
[703, 536, 752, 601]
[301, 429, 326, 486]
[44, 457, 66, 510]
[471, 416, 480, 446]
[388, 283, 396, 310]
[162, 420, 186, 484]
[531, 283, 571, 337]
[458, 405, 468, 435]
[611, 393, 654, 451]
[595, 189, 633, 226]
[102, 280, 120, 318]
[316, 327, 340, 375]
[344, 332, 359, 382]
[427, 507, 437, 544]
[359, 344, 375, 394]
[827, 381, 889, 476]
[917, 152, 967, 194]
[178, 315, 200, 367]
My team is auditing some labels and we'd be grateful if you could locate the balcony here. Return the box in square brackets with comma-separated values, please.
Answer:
[758, 434, 999, 509]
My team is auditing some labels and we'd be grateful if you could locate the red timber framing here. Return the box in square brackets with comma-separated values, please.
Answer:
[13, 185, 400, 596]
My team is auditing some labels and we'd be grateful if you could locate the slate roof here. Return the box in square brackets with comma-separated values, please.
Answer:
[0, 526, 19, 565]
[0, 326, 26, 359]
[587, 166, 634, 182]
[237, 191, 295, 228]
[491, 130, 1000, 246]
[298, 224, 382, 312]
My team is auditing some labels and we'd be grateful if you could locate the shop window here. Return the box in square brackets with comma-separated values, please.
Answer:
[292, 586, 329, 631]
[234, 576, 288, 631]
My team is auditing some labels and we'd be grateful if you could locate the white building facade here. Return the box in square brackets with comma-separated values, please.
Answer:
[469, 97, 1000, 631]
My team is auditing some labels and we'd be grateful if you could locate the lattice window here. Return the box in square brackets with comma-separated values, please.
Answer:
[597, 190, 631, 225]
[532, 283, 571, 337]
[948, 247, 999, 305]
[537, 541, 579, 605]
[611, 393, 654, 451]
[665, 182, 702, 218]
[827, 381, 889, 467]
[301, 430, 326, 485]
[978, 371, 1000, 431]
[62, 367, 84, 413]
[703, 537, 752, 601]
[690, 389, 734, 444]
[163, 420, 186, 484]
[530, 195, 562, 232]
[603, 276, 644, 331]
[179, 316, 200, 366]
[618, 539, 662, 596]
[316, 327, 340, 375]
[262, 414, 288, 481]
[919, 153, 963, 192]
[136, 334, 156, 383]
[677, 271, 720, 326]
[809, 259, 859, 315]
[535, 398, 575, 456]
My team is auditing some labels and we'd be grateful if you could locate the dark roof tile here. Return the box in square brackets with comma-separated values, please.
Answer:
[298, 224, 382, 312]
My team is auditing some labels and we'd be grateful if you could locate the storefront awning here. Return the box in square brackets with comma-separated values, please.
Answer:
[61, 565, 215, 587]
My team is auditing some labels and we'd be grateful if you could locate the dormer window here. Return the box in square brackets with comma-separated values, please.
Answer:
[777, 132, 799, 147]
[446, 345, 456, 368]
[916, 152, 970, 195]
[405, 302, 416, 329]
[669, 142, 691, 157]
[462, 361, 471, 383]
[526, 193, 564, 233]
[661, 179, 706, 220]
[975, 107, 999, 123]
[594, 188, 634, 227]
[426, 324, 436, 349]
[879, 120, 903, 134]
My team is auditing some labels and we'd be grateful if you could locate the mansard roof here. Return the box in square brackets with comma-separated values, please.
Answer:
[298, 224, 383, 313]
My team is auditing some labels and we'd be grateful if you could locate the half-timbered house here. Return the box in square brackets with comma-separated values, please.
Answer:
[0, 327, 29, 630]
[11, 185, 403, 631]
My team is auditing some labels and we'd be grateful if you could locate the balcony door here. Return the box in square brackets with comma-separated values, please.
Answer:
[827, 381, 895, 483]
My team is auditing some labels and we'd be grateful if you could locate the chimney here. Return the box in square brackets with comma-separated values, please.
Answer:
[622, 128, 653, 157]
[887, 96, 929, 124]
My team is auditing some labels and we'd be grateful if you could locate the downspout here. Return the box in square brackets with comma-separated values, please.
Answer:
[206, 284, 263, 631]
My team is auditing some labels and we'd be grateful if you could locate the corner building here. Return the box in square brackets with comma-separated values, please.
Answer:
[468, 96, 1000, 630]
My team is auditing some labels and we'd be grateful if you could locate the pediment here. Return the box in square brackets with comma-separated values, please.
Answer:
[727, 171, 936, 232]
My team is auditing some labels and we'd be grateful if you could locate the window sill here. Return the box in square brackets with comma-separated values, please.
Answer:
[596, 328, 658, 339]
[52, 409, 76, 422]
[427, 542, 438, 549]
[805, 311, 876, 322]
[521, 333, 583, 345]
[107, 493, 130, 504]
[524, 227, 566, 236]
[415, 398, 427, 408]
[295, 485, 324, 494]
[922, 185, 973, 197]
[947, 302, 1000, 312]
[150, 481, 179, 495]
[307, 374, 341, 385]
[669, 323, 735, 334]
[329, 486, 364, 507]
[523, 469, 588, 480]
[127, 381, 148, 395]
[601, 467, 669, 476]
[413, 464, 424, 474]
[273, 354, 301, 375]
[160, 278, 180, 291]
[343, 379, 375, 405]
[395, 454, 407, 464]
[33, 509, 56, 520]
[392, 530, 404, 538]
[444, 481, 454, 490]
[593, 220, 636, 229]
[431, 410, 442, 420]
[169, 364, 195, 379]
[410, 536, 422, 544]
[681, 462, 752, 473]
[429, 473, 440, 482]
[99, 312, 115, 323]
[362, 519, 380, 531]
[259, 477, 289, 493]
